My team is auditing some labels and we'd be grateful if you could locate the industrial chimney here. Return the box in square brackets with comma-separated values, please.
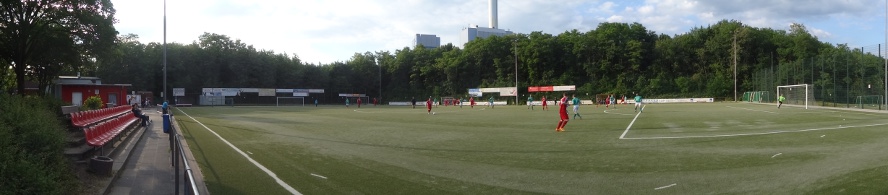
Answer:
[489, 0, 497, 29]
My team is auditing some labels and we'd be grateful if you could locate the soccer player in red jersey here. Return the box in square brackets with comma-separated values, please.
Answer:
[541, 96, 548, 111]
[469, 96, 475, 108]
[357, 97, 362, 108]
[555, 93, 569, 132]
[427, 96, 433, 114]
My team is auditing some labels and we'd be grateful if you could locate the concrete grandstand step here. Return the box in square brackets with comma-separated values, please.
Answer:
[64, 144, 93, 161]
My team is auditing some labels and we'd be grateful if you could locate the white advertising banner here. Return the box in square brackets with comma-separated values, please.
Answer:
[479, 88, 500, 93]
[641, 98, 714, 104]
[499, 87, 518, 96]
[338, 93, 366, 97]
[276, 89, 293, 93]
[221, 88, 240, 96]
[293, 92, 309, 97]
[553, 85, 576, 91]
[173, 88, 185, 97]
[479, 87, 518, 96]
[259, 88, 276, 96]
[240, 88, 259, 93]
[468, 88, 482, 97]
[308, 89, 325, 93]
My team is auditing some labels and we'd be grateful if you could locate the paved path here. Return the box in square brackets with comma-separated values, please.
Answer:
[107, 108, 204, 195]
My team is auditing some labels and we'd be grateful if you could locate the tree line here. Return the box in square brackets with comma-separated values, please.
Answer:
[4, 14, 885, 104]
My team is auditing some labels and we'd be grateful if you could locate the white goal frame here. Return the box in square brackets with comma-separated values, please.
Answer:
[276, 97, 305, 106]
[776, 84, 812, 109]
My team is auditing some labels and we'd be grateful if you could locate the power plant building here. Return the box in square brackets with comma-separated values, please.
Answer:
[459, 0, 513, 47]
[414, 34, 441, 48]
[460, 26, 513, 47]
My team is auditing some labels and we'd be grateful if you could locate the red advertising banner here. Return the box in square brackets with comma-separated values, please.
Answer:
[528, 85, 571, 92]
[540, 86, 554, 91]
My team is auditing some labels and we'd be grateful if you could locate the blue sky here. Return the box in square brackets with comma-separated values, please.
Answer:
[113, 0, 887, 64]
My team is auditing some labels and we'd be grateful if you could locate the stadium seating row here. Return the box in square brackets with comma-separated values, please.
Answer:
[70, 105, 132, 128]
[85, 114, 139, 147]
[69, 105, 140, 148]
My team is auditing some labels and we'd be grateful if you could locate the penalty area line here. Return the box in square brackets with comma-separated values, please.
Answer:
[177, 108, 302, 195]
[655, 183, 677, 190]
[619, 105, 645, 139]
[621, 122, 888, 140]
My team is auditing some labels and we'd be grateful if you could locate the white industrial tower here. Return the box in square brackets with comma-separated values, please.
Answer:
[460, 0, 513, 47]
[489, 0, 497, 29]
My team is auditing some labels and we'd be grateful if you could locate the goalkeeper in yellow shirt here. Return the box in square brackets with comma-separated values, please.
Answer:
[778, 94, 785, 109]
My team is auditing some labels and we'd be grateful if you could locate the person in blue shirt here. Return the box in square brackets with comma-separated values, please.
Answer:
[527, 95, 534, 110]
[162, 101, 169, 114]
[572, 95, 582, 119]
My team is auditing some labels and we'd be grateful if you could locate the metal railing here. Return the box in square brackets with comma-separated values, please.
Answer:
[168, 114, 200, 195]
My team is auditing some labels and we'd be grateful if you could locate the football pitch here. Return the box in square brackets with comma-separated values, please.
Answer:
[173, 103, 888, 194]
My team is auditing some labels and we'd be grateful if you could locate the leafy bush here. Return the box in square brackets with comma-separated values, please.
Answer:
[82, 95, 103, 110]
[0, 94, 77, 194]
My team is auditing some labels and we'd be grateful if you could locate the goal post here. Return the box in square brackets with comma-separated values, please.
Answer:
[276, 97, 305, 106]
[776, 84, 815, 109]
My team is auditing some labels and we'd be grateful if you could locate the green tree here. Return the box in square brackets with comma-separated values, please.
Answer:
[0, 0, 117, 95]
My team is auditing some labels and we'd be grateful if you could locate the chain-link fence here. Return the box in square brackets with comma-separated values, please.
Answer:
[748, 44, 887, 110]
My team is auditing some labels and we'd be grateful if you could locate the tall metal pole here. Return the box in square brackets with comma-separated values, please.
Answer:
[514, 39, 518, 105]
[733, 30, 738, 102]
[163, 0, 168, 104]
[378, 58, 382, 103]
[884, 0, 887, 109]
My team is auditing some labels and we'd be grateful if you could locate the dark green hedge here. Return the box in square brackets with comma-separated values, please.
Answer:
[0, 94, 76, 194]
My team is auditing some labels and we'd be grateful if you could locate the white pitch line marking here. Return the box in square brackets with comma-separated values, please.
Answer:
[177, 108, 302, 195]
[771, 153, 782, 158]
[655, 183, 676, 190]
[619, 105, 645, 139]
[311, 173, 328, 179]
[621, 123, 888, 140]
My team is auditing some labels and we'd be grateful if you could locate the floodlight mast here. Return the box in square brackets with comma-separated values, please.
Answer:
[163, 0, 167, 103]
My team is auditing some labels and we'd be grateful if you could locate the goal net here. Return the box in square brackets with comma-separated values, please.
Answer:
[442, 97, 456, 106]
[276, 97, 305, 106]
[225, 97, 235, 106]
[595, 94, 612, 105]
[777, 84, 815, 109]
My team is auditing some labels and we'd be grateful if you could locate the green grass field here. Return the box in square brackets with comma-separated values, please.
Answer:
[173, 103, 888, 194]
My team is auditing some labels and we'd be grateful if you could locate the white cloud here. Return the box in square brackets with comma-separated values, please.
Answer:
[589, 1, 617, 14]
[112, 0, 887, 63]
[637, 5, 655, 15]
[606, 15, 625, 23]
[807, 27, 832, 39]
